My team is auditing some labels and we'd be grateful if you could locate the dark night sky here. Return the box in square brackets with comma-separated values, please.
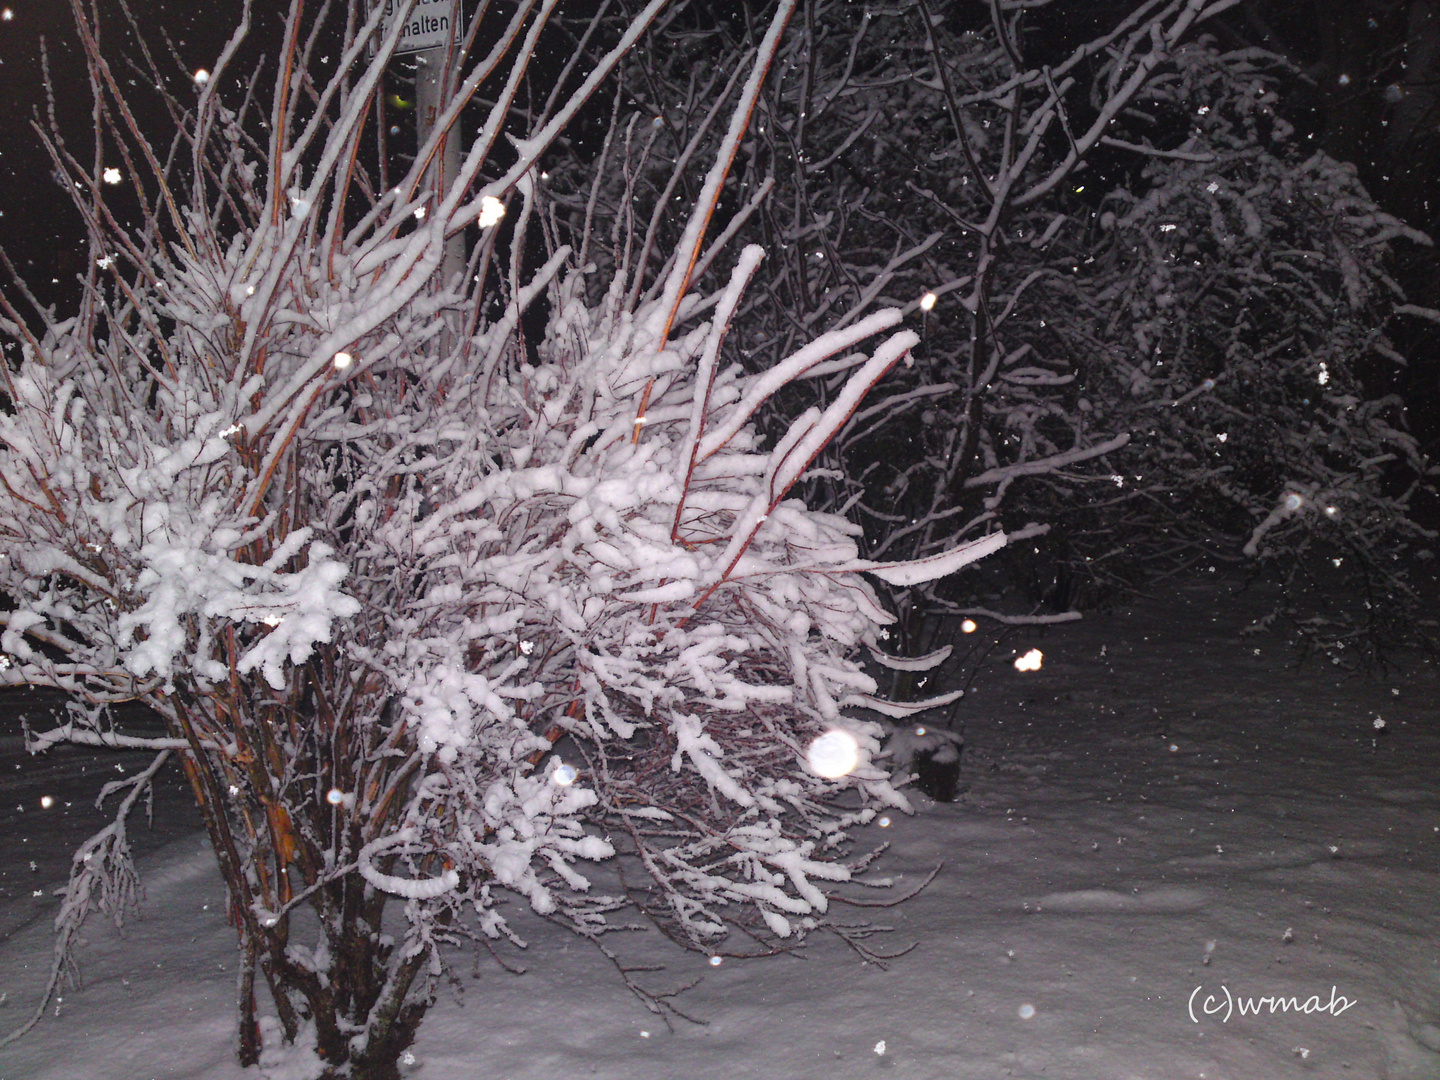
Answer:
[0, 2, 1423, 269]
[0, 0, 248, 311]
[0, 0, 1433, 426]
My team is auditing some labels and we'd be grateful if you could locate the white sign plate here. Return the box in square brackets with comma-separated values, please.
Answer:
[376, 0, 459, 55]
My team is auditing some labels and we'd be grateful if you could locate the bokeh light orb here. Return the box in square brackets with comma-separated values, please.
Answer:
[807, 729, 860, 778]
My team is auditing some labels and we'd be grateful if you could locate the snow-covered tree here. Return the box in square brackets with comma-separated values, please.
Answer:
[1036, 40, 1437, 658]
[572, 0, 1436, 660]
[0, 1, 1002, 1076]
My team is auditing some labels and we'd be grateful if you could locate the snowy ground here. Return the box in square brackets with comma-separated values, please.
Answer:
[2, 572, 1438, 1080]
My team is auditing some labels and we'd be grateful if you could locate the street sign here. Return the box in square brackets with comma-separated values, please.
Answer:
[374, 0, 459, 56]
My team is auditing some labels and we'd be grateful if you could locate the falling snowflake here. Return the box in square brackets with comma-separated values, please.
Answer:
[1014, 649, 1043, 672]
[479, 196, 506, 228]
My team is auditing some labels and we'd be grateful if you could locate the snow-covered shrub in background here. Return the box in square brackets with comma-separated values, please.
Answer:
[1039, 41, 1437, 660]
[0, 1, 1001, 1076]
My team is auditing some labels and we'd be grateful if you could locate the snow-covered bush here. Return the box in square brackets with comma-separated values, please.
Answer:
[0, 1, 1003, 1076]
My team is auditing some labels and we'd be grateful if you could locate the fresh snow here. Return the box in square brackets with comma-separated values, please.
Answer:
[2, 573, 1438, 1080]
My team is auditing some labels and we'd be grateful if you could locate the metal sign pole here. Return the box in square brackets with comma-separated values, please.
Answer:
[375, 1, 467, 293]
[415, 44, 467, 293]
